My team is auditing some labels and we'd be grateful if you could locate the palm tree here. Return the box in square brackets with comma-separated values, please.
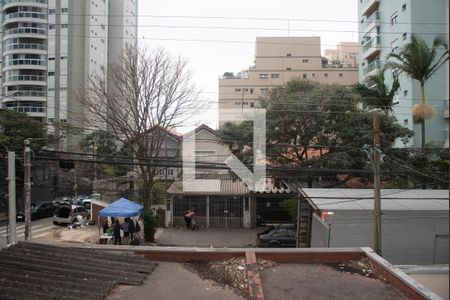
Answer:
[354, 67, 400, 115]
[387, 34, 449, 147]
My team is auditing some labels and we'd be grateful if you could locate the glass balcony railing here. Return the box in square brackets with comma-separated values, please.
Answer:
[4, 59, 47, 67]
[5, 27, 47, 35]
[5, 75, 46, 82]
[3, 43, 46, 51]
[9, 90, 46, 97]
[363, 35, 381, 53]
[365, 11, 380, 24]
[363, 60, 381, 75]
[4, 12, 47, 20]
[3, 0, 47, 4]
[8, 106, 45, 113]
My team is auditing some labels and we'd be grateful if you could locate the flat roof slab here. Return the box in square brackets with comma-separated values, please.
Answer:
[260, 263, 408, 300]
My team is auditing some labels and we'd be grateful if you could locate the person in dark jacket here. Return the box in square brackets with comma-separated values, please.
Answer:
[113, 219, 121, 245]
[129, 218, 135, 241]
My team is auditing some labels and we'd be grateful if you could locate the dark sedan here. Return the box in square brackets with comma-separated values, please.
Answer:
[16, 201, 57, 221]
[256, 227, 297, 248]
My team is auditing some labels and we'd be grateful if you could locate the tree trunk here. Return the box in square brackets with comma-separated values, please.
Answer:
[420, 83, 426, 148]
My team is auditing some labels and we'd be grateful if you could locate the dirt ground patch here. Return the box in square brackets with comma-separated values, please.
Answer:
[327, 257, 388, 282]
[184, 257, 277, 298]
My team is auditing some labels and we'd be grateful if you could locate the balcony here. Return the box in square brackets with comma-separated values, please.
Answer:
[362, 11, 381, 35]
[362, 35, 381, 60]
[444, 99, 449, 119]
[4, 27, 47, 36]
[363, 60, 381, 76]
[11, 90, 46, 97]
[3, 12, 47, 23]
[4, 74, 46, 83]
[2, 0, 47, 9]
[8, 105, 45, 113]
[3, 43, 46, 52]
[4, 59, 47, 67]
[361, 0, 380, 17]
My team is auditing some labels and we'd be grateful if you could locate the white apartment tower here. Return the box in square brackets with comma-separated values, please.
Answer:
[0, 0, 138, 136]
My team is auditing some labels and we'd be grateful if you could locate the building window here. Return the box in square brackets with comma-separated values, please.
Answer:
[271, 74, 279, 78]
[303, 74, 307, 79]
[324, 73, 328, 78]
[61, 24, 68, 28]
[302, 59, 309, 63]
[235, 88, 241, 92]
[60, 119, 67, 123]
[403, 119, 408, 126]
[60, 87, 67, 91]
[258, 73, 269, 79]
[49, 57, 55, 61]
[48, 72, 55, 76]
[48, 87, 55, 91]
[286, 67, 292, 70]
[250, 102, 255, 108]
[402, 3, 406, 11]
[62, 8, 68, 13]
[391, 13, 398, 25]
[49, 24, 55, 30]
[339, 73, 343, 78]
[48, 118, 54, 123]
[286, 53, 292, 57]
[402, 32, 407, 40]
[49, 9, 56, 14]
[312, 73, 316, 78]
[250, 88, 254, 93]
[403, 90, 408, 97]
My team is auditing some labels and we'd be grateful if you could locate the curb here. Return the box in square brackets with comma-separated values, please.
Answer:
[245, 251, 265, 300]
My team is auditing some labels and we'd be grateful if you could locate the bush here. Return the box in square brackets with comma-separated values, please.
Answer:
[143, 209, 159, 242]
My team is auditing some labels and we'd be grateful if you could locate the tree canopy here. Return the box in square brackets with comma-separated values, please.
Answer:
[219, 79, 413, 186]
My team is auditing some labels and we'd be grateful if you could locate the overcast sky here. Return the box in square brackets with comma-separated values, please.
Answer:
[138, 0, 359, 132]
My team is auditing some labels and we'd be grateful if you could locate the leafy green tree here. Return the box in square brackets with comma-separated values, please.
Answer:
[354, 67, 400, 114]
[219, 79, 412, 186]
[387, 34, 449, 147]
[143, 209, 159, 242]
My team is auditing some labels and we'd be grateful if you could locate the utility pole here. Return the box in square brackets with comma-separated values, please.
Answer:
[296, 194, 302, 248]
[24, 139, 31, 242]
[7, 151, 16, 245]
[372, 111, 382, 255]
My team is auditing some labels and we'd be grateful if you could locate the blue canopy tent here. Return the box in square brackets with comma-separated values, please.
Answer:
[98, 197, 143, 217]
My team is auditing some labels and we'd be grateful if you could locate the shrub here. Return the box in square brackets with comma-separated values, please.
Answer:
[143, 209, 159, 242]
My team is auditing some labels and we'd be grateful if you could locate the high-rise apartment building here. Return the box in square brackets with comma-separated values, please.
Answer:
[358, 0, 449, 147]
[218, 37, 359, 125]
[0, 0, 138, 136]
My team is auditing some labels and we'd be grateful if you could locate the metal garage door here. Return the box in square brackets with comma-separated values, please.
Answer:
[173, 196, 207, 228]
[210, 196, 243, 228]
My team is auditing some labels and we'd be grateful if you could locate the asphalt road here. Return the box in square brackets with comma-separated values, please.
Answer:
[0, 217, 56, 249]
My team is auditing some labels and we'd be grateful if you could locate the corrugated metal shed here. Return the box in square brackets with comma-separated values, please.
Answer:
[0, 242, 156, 300]
[167, 179, 249, 196]
[301, 188, 449, 211]
[302, 189, 449, 264]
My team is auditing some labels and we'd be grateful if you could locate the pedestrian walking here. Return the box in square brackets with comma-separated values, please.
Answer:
[113, 219, 121, 245]
[190, 210, 197, 230]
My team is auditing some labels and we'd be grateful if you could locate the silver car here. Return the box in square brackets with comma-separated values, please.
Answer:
[53, 204, 89, 225]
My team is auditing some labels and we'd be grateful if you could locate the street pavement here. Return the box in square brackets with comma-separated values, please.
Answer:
[0, 217, 56, 248]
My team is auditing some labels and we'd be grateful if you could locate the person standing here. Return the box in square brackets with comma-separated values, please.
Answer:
[113, 219, 121, 245]
[129, 218, 135, 241]
[184, 210, 192, 229]
[121, 217, 130, 244]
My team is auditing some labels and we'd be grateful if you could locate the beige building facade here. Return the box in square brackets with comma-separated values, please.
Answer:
[218, 37, 359, 125]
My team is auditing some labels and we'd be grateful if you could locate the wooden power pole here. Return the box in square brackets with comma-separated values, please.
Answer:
[372, 112, 382, 255]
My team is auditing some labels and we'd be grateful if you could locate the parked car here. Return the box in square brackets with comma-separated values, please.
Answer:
[72, 195, 88, 206]
[53, 204, 89, 225]
[16, 201, 56, 222]
[52, 196, 73, 206]
[82, 193, 102, 210]
[256, 227, 297, 248]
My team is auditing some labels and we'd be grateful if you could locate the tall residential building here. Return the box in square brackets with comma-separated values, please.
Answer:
[0, 0, 138, 137]
[358, 0, 449, 147]
[218, 37, 359, 125]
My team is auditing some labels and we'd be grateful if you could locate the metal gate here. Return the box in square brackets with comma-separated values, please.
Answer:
[210, 196, 243, 228]
[173, 196, 207, 228]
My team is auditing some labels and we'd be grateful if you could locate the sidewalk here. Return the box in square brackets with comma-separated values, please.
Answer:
[155, 227, 266, 247]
